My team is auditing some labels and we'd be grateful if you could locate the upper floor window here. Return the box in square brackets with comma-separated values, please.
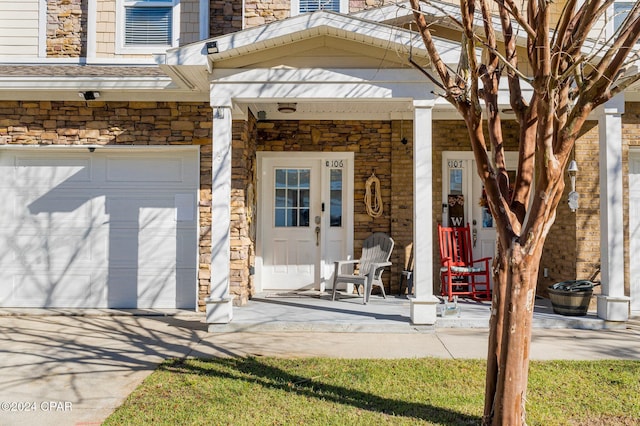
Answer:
[118, 0, 179, 54]
[291, 0, 348, 15]
[614, 2, 633, 31]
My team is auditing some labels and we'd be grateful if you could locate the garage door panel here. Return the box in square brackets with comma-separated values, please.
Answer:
[10, 233, 94, 264]
[15, 157, 92, 186]
[0, 148, 198, 309]
[106, 198, 176, 225]
[107, 268, 177, 309]
[106, 157, 184, 183]
[7, 273, 106, 308]
[20, 195, 99, 227]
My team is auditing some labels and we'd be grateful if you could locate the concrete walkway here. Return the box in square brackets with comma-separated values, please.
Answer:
[0, 305, 638, 425]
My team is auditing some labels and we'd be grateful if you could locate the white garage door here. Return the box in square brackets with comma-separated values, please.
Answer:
[631, 152, 640, 312]
[0, 148, 199, 309]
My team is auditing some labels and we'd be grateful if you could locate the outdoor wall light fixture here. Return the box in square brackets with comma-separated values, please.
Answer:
[205, 41, 218, 54]
[79, 91, 100, 100]
[277, 103, 297, 113]
[568, 159, 579, 212]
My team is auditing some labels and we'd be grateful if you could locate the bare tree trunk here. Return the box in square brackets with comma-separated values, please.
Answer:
[484, 244, 543, 425]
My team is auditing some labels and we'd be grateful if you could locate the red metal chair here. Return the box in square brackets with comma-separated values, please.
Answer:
[438, 224, 491, 302]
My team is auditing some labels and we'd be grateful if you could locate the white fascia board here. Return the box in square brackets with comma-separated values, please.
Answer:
[0, 76, 175, 91]
[0, 57, 159, 66]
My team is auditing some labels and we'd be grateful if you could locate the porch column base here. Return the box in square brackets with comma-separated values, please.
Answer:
[409, 295, 440, 325]
[206, 296, 235, 324]
[597, 295, 630, 322]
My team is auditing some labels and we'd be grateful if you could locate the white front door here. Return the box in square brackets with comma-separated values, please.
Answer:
[629, 151, 640, 311]
[257, 152, 353, 292]
[442, 152, 518, 283]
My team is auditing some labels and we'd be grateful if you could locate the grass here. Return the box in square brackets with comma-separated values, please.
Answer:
[105, 358, 640, 426]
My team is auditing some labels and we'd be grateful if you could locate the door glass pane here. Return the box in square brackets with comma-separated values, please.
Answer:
[299, 189, 310, 208]
[275, 189, 286, 207]
[275, 169, 286, 188]
[274, 168, 311, 227]
[330, 169, 342, 227]
[449, 169, 463, 194]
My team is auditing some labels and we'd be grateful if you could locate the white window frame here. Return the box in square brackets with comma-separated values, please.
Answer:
[116, 0, 180, 55]
[290, 0, 348, 17]
[607, 1, 637, 41]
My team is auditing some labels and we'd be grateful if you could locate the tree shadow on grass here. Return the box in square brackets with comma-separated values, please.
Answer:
[160, 357, 482, 425]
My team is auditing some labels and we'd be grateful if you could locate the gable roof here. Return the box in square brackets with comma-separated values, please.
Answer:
[160, 10, 461, 91]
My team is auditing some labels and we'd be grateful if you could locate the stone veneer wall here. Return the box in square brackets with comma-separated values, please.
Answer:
[0, 100, 213, 311]
[217, 0, 389, 35]
[254, 119, 396, 293]
[390, 119, 414, 294]
[47, 0, 87, 57]
[229, 113, 258, 305]
[209, 0, 244, 37]
[623, 102, 640, 297]
[539, 122, 600, 297]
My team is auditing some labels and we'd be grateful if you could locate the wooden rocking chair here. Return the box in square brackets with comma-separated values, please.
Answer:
[331, 232, 394, 304]
[438, 224, 491, 302]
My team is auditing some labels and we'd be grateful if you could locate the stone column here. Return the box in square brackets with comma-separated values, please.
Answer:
[597, 95, 630, 321]
[206, 104, 234, 324]
[410, 101, 440, 324]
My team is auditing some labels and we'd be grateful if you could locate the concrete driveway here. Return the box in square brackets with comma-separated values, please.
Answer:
[0, 313, 207, 426]
[1, 312, 639, 426]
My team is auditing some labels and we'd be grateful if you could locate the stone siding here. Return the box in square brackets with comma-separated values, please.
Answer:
[243, 0, 289, 29]
[623, 102, 640, 298]
[230, 113, 258, 305]
[209, 0, 244, 37]
[0, 100, 213, 311]
[390, 119, 414, 294]
[47, 0, 87, 57]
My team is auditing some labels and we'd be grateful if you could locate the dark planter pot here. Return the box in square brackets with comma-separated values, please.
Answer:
[548, 284, 593, 316]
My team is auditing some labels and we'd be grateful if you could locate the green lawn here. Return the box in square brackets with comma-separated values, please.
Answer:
[105, 358, 640, 425]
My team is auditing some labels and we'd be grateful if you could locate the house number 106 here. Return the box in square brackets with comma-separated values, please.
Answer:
[326, 160, 344, 167]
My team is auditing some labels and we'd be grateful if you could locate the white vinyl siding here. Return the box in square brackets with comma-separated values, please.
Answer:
[0, 0, 39, 57]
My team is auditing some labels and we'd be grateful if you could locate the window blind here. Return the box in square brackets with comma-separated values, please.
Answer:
[125, 6, 172, 46]
[299, 0, 340, 13]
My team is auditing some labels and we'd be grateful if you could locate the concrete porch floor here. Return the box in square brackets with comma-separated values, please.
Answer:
[209, 291, 621, 333]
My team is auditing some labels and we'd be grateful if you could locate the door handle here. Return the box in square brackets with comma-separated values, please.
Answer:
[315, 226, 320, 246]
[472, 227, 477, 248]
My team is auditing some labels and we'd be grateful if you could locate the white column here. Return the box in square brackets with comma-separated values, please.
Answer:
[597, 95, 630, 321]
[206, 103, 234, 324]
[410, 101, 440, 324]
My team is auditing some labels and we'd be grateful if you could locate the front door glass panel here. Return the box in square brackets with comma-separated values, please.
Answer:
[275, 168, 310, 227]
